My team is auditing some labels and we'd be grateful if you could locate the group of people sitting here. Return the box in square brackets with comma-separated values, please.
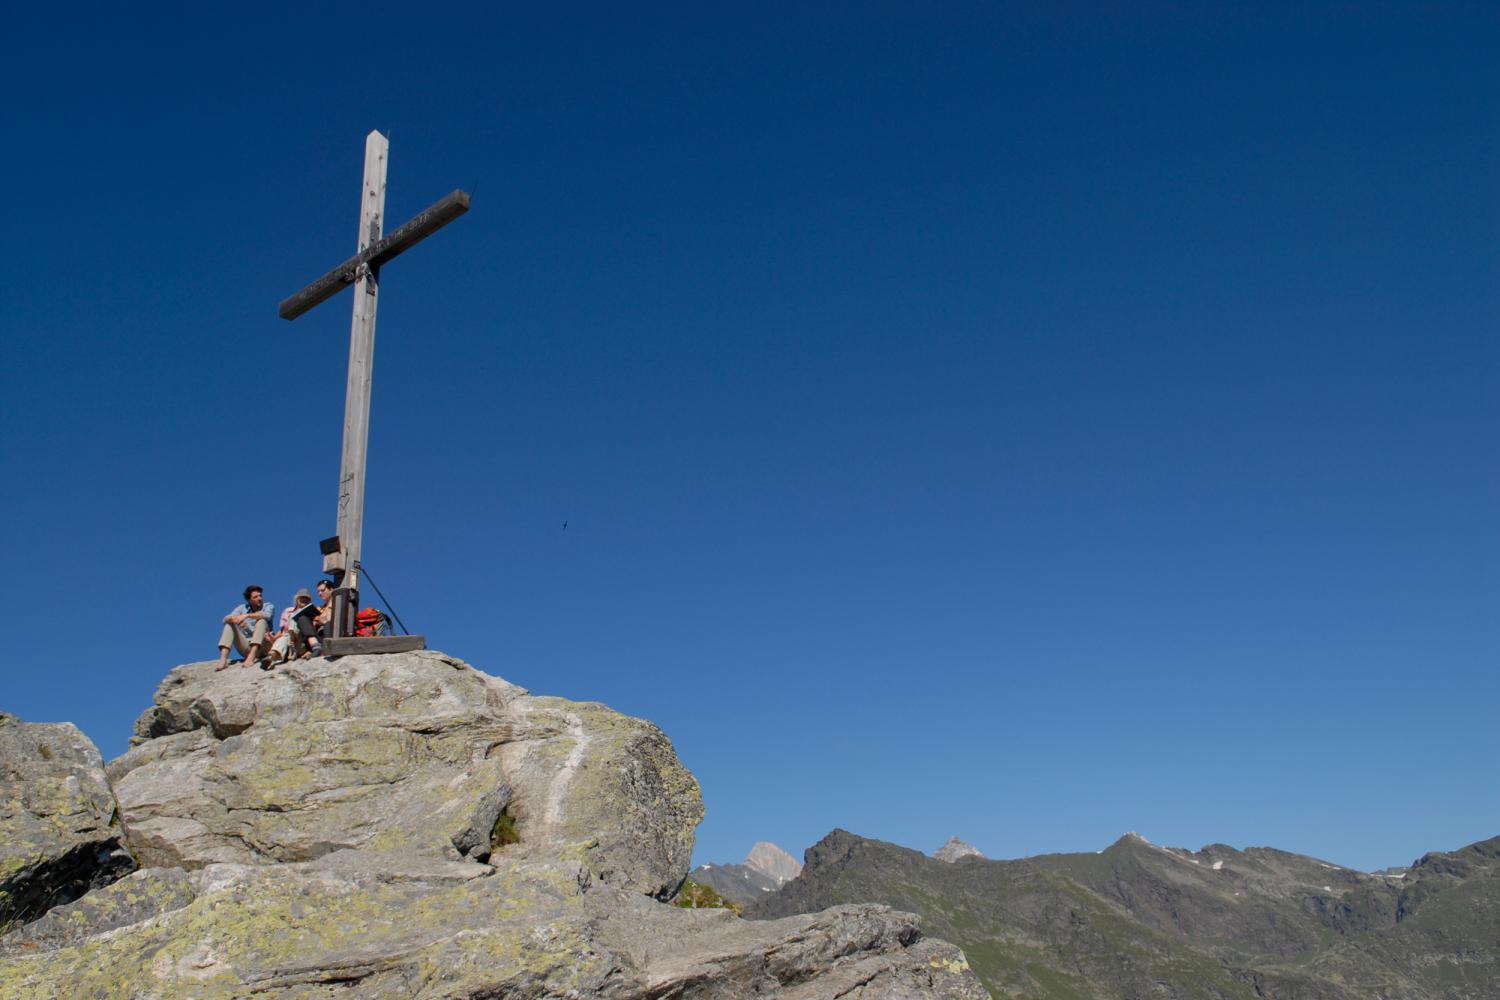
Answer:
[216, 581, 335, 671]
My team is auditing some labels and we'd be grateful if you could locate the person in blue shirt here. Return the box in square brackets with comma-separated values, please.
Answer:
[216, 584, 275, 671]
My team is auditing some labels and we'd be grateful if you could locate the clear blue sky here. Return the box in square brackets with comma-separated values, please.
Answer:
[2, 3, 1495, 873]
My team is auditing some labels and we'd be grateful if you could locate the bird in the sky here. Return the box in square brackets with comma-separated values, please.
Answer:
[562, 521, 568, 531]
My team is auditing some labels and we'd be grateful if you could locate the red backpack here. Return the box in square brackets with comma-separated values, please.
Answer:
[354, 608, 387, 637]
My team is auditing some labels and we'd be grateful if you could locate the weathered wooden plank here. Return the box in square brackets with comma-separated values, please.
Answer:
[278, 189, 470, 320]
[278, 256, 362, 320]
[323, 635, 427, 656]
[333, 129, 389, 617]
[366, 190, 470, 269]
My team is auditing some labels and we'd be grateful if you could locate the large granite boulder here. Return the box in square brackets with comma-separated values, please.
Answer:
[0, 857, 986, 999]
[0, 854, 604, 997]
[0, 713, 134, 925]
[109, 651, 701, 898]
[0, 651, 989, 998]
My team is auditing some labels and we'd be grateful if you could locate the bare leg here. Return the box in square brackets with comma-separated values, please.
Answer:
[242, 620, 270, 670]
[216, 622, 241, 671]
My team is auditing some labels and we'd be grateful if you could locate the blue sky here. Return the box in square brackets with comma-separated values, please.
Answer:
[2, 3, 1496, 873]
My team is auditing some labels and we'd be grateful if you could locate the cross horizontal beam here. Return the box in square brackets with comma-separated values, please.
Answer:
[278, 189, 471, 320]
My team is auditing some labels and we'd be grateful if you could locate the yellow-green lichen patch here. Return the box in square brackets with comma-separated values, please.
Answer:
[295, 674, 355, 723]
[211, 722, 425, 812]
[410, 917, 607, 995]
[358, 828, 409, 855]
[530, 736, 577, 761]
[0, 864, 591, 999]
[12, 776, 105, 836]
[930, 954, 971, 974]
[553, 839, 599, 865]
[0, 853, 36, 881]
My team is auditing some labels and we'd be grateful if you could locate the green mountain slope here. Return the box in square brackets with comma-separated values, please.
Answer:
[747, 829, 1500, 999]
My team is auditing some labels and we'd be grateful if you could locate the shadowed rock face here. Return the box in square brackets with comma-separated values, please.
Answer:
[0, 713, 135, 925]
[1, 654, 989, 999]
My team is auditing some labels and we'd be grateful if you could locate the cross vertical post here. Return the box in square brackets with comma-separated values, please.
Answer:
[328, 130, 389, 632]
[279, 130, 469, 645]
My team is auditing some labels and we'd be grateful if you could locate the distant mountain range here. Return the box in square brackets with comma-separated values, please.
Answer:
[747, 828, 1500, 1000]
[689, 841, 802, 906]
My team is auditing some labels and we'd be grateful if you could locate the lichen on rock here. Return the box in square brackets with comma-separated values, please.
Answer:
[108, 651, 701, 896]
[0, 712, 135, 926]
[0, 651, 989, 999]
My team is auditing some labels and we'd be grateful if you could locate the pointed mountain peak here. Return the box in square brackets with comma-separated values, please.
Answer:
[745, 841, 802, 884]
[934, 836, 985, 862]
[1116, 831, 1154, 847]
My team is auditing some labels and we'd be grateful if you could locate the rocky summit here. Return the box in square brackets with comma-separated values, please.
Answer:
[931, 838, 983, 863]
[108, 649, 698, 895]
[0, 652, 987, 999]
[746, 842, 802, 884]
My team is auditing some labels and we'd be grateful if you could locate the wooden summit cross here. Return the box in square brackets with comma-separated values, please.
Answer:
[279, 130, 470, 653]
